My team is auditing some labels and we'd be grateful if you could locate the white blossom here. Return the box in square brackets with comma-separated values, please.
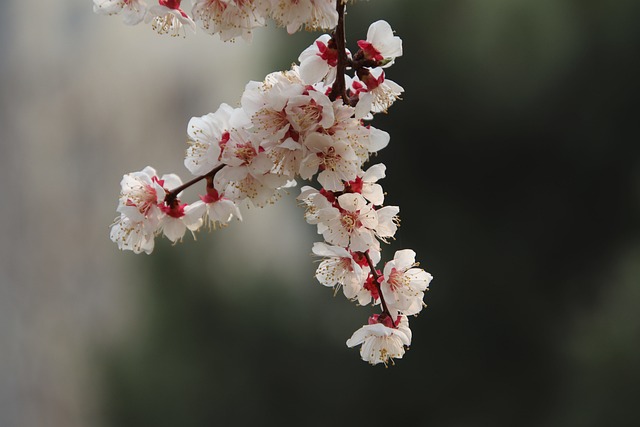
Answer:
[380, 249, 432, 316]
[192, 0, 269, 42]
[312, 242, 367, 296]
[285, 89, 335, 139]
[353, 68, 404, 118]
[199, 187, 242, 227]
[215, 166, 290, 207]
[270, 0, 337, 34]
[318, 193, 379, 252]
[299, 133, 359, 192]
[146, 2, 197, 37]
[308, 0, 338, 31]
[358, 20, 403, 67]
[375, 205, 400, 241]
[346, 315, 412, 366]
[298, 34, 339, 85]
[185, 104, 246, 176]
[110, 214, 156, 254]
[111, 166, 167, 253]
[116, 166, 165, 226]
[297, 185, 334, 229]
[158, 201, 206, 242]
[241, 70, 305, 145]
[93, 0, 147, 25]
[362, 163, 386, 205]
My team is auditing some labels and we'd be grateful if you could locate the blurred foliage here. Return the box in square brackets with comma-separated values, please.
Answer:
[100, 1, 640, 426]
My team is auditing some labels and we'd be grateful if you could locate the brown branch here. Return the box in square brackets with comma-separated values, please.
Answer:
[164, 164, 224, 206]
[364, 251, 394, 323]
[329, 1, 349, 103]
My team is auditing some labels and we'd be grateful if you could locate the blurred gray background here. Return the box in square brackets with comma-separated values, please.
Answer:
[1, 1, 640, 426]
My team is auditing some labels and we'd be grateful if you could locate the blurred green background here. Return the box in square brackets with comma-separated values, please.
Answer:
[2, 1, 639, 426]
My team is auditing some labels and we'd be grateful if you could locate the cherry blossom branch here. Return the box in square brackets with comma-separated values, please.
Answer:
[326, 3, 397, 324]
[329, 0, 348, 102]
[364, 251, 394, 321]
[103, 0, 428, 366]
[164, 164, 224, 206]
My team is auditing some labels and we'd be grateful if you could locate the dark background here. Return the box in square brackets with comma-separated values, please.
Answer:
[100, 1, 640, 426]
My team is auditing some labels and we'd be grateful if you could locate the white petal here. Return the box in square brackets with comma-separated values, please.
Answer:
[300, 55, 330, 85]
[367, 20, 403, 60]
[363, 163, 386, 182]
[394, 249, 416, 271]
[368, 126, 390, 152]
[312, 242, 349, 258]
[349, 228, 376, 253]
[337, 193, 366, 212]
[354, 93, 373, 120]
[358, 206, 378, 229]
[317, 169, 344, 192]
[304, 132, 334, 152]
[362, 183, 384, 206]
[160, 173, 183, 191]
[162, 218, 186, 242]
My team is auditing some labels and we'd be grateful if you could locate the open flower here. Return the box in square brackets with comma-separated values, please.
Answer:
[185, 104, 243, 176]
[271, 0, 337, 34]
[192, 0, 268, 42]
[297, 185, 334, 229]
[346, 314, 412, 366]
[298, 34, 343, 84]
[344, 163, 386, 206]
[146, 0, 196, 37]
[93, 0, 148, 25]
[357, 20, 403, 67]
[299, 133, 359, 192]
[353, 68, 404, 118]
[317, 193, 379, 252]
[110, 214, 156, 254]
[117, 166, 165, 226]
[380, 249, 432, 316]
[158, 200, 206, 242]
[111, 166, 168, 253]
[155, 173, 206, 242]
[199, 186, 242, 227]
[312, 242, 368, 297]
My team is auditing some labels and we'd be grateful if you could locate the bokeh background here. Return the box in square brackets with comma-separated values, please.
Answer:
[2, 0, 639, 426]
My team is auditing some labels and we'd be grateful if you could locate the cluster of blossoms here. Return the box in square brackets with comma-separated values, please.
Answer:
[93, 0, 343, 40]
[102, 1, 433, 366]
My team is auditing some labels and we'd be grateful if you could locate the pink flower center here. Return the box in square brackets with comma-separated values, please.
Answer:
[160, 201, 187, 218]
[340, 210, 361, 233]
[360, 69, 385, 91]
[234, 142, 257, 165]
[369, 313, 395, 328]
[125, 180, 159, 217]
[357, 40, 383, 62]
[351, 251, 370, 268]
[200, 187, 222, 204]
[386, 267, 404, 291]
[292, 99, 323, 133]
[218, 131, 230, 160]
[151, 176, 165, 188]
[344, 176, 363, 194]
[319, 188, 338, 208]
[317, 145, 341, 171]
[363, 275, 380, 301]
[159, 0, 181, 9]
[316, 41, 338, 67]
[159, 0, 190, 18]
